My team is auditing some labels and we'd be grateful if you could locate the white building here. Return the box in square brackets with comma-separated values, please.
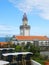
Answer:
[12, 13, 49, 47]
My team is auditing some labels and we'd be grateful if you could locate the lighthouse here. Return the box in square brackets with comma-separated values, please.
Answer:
[20, 13, 30, 36]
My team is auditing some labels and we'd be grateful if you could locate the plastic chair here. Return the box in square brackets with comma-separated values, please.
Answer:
[6, 55, 13, 62]
[16, 54, 22, 65]
[25, 54, 32, 65]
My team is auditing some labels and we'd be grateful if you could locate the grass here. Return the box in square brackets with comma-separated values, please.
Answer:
[32, 57, 44, 65]
[34, 59, 44, 65]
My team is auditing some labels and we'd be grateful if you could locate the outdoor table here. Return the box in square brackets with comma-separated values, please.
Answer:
[0, 60, 9, 65]
[2, 52, 33, 65]
[2, 52, 33, 56]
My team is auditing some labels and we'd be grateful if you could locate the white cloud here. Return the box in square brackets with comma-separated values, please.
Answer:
[36, 0, 49, 20]
[0, 25, 19, 36]
[9, 0, 49, 20]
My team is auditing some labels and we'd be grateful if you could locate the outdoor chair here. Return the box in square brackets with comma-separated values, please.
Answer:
[10, 63, 17, 65]
[1, 49, 7, 59]
[0, 50, 2, 59]
[8, 49, 13, 53]
[16, 54, 23, 65]
[2, 49, 7, 53]
[25, 54, 32, 65]
[6, 55, 13, 62]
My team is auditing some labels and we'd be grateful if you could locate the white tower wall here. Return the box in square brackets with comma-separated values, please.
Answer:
[24, 28, 30, 36]
[20, 13, 30, 36]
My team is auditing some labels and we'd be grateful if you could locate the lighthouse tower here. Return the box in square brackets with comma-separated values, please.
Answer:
[20, 13, 30, 36]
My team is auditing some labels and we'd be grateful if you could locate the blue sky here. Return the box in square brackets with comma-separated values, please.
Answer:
[0, 0, 49, 37]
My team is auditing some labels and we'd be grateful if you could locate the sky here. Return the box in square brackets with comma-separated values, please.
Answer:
[0, 0, 49, 37]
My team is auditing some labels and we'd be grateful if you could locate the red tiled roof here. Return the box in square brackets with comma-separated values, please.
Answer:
[15, 36, 49, 41]
[0, 42, 8, 46]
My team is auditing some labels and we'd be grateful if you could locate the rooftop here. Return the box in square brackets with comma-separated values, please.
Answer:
[15, 36, 49, 41]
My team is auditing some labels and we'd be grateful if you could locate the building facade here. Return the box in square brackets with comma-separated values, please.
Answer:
[12, 13, 49, 49]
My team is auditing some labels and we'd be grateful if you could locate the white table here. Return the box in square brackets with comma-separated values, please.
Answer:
[0, 60, 9, 65]
[0, 48, 15, 50]
[3, 52, 33, 56]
